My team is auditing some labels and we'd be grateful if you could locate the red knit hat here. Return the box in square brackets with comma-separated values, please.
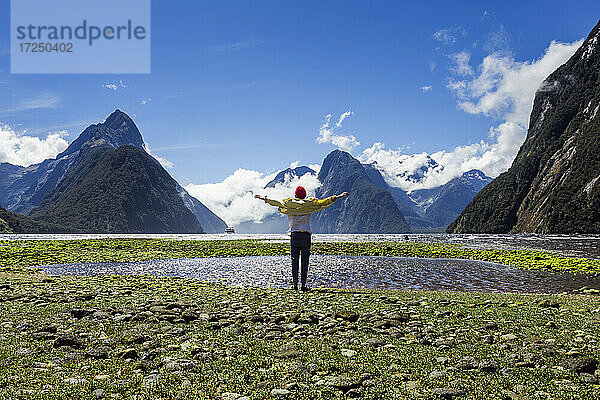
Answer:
[295, 186, 306, 199]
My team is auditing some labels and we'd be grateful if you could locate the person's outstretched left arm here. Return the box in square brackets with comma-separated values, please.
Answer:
[314, 192, 349, 207]
[254, 194, 284, 208]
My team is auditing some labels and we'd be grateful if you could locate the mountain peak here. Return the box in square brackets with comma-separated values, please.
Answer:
[58, 110, 145, 158]
[264, 166, 315, 188]
[318, 150, 358, 182]
[461, 169, 491, 181]
[104, 109, 132, 127]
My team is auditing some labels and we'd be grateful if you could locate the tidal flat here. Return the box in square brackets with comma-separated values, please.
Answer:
[0, 239, 600, 399]
[2, 239, 600, 274]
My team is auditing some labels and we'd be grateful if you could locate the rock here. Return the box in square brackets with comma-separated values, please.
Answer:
[365, 338, 385, 348]
[341, 349, 357, 357]
[181, 309, 199, 322]
[53, 334, 84, 349]
[561, 357, 599, 374]
[323, 375, 360, 392]
[70, 308, 94, 319]
[37, 324, 57, 334]
[274, 344, 300, 359]
[91, 311, 111, 319]
[500, 334, 517, 342]
[117, 348, 138, 360]
[335, 310, 359, 322]
[163, 358, 196, 372]
[580, 373, 599, 384]
[270, 388, 291, 397]
[347, 388, 362, 397]
[63, 377, 87, 385]
[221, 393, 243, 400]
[456, 357, 478, 371]
[113, 314, 133, 322]
[85, 346, 110, 359]
[32, 332, 57, 340]
[121, 331, 149, 345]
[142, 374, 160, 389]
[431, 387, 465, 398]
[537, 300, 560, 309]
[478, 360, 499, 373]
[111, 379, 130, 391]
[92, 388, 105, 398]
[429, 370, 448, 380]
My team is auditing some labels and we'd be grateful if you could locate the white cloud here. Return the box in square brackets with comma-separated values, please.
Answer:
[140, 97, 151, 105]
[433, 27, 466, 45]
[0, 125, 68, 166]
[316, 112, 360, 152]
[450, 40, 582, 124]
[208, 39, 264, 53]
[0, 93, 61, 115]
[143, 144, 174, 169]
[359, 38, 583, 191]
[185, 167, 321, 226]
[102, 80, 127, 91]
[450, 51, 474, 76]
[421, 85, 432, 93]
[336, 111, 353, 127]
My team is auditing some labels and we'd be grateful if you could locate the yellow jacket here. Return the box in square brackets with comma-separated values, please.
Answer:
[261, 195, 345, 216]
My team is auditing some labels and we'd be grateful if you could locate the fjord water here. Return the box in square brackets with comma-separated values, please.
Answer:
[16, 233, 600, 294]
[38, 255, 600, 294]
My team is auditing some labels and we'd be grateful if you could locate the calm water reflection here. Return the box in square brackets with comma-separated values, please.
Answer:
[38, 256, 600, 294]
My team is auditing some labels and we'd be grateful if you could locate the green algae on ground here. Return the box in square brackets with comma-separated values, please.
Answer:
[0, 271, 600, 399]
[1, 239, 600, 274]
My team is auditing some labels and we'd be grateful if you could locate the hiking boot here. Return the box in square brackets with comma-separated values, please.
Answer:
[300, 285, 309, 292]
[292, 282, 298, 291]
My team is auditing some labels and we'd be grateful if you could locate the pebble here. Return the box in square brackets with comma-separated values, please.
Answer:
[365, 338, 385, 348]
[63, 377, 87, 385]
[274, 344, 300, 359]
[142, 374, 160, 389]
[221, 393, 243, 400]
[341, 348, 357, 357]
[270, 388, 291, 397]
[117, 348, 138, 360]
[430, 387, 465, 398]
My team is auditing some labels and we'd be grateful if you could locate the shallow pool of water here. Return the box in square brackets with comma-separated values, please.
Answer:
[37, 256, 600, 294]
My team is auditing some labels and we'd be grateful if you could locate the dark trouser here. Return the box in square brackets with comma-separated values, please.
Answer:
[291, 231, 311, 285]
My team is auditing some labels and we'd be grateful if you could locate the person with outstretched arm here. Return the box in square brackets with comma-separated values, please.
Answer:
[255, 186, 349, 292]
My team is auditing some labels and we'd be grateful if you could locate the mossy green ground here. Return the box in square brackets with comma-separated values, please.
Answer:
[1, 239, 600, 274]
[0, 239, 599, 399]
[0, 272, 599, 399]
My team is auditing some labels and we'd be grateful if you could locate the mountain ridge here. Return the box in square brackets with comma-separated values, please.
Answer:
[449, 20, 600, 233]
[0, 110, 226, 233]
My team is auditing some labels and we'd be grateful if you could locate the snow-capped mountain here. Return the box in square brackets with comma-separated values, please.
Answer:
[395, 153, 444, 185]
[264, 166, 315, 188]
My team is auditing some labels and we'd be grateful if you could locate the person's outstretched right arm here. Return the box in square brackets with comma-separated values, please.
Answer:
[254, 194, 284, 208]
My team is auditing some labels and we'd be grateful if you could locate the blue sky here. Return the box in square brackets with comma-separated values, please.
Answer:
[0, 0, 598, 190]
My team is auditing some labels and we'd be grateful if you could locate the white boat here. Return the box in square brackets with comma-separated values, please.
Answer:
[224, 227, 235, 234]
